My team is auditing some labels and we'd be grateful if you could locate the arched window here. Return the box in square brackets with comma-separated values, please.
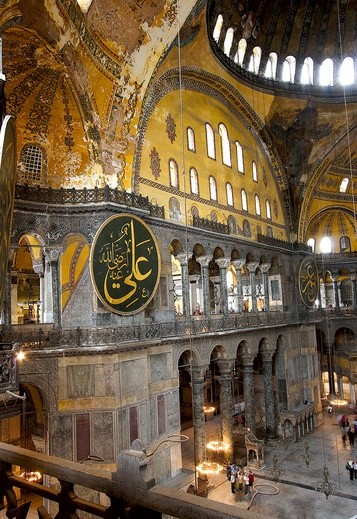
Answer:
[301, 57, 314, 85]
[340, 235, 351, 252]
[248, 46, 262, 74]
[236, 38, 247, 66]
[339, 177, 349, 193]
[266, 226, 273, 237]
[320, 236, 332, 253]
[282, 56, 296, 83]
[254, 194, 261, 215]
[169, 159, 179, 188]
[226, 182, 234, 206]
[190, 167, 199, 195]
[252, 161, 258, 182]
[340, 57, 354, 86]
[235, 141, 244, 172]
[241, 189, 248, 211]
[307, 237, 315, 252]
[187, 127, 195, 151]
[209, 175, 217, 201]
[319, 59, 333, 86]
[224, 28, 234, 56]
[265, 52, 277, 79]
[19, 143, 45, 184]
[213, 14, 223, 42]
[219, 123, 231, 166]
[205, 123, 216, 159]
[266, 199, 271, 219]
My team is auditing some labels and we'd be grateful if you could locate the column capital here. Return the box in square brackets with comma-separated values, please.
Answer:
[231, 259, 245, 270]
[45, 247, 63, 263]
[241, 354, 254, 367]
[261, 349, 274, 363]
[32, 259, 44, 276]
[258, 263, 271, 273]
[191, 365, 208, 380]
[196, 256, 211, 268]
[216, 257, 231, 269]
[246, 261, 259, 273]
[176, 253, 188, 267]
[216, 358, 234, 374]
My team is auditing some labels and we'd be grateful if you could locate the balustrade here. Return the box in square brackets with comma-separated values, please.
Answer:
[0, 442, 267, 519]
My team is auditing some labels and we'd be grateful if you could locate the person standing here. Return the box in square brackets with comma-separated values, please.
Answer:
[248, 470, 255, 492]
[230, 463, 237, 494]
[353, 460, 357, 480]
[349, 427, 355, 446]
[347, 460, 354, 481]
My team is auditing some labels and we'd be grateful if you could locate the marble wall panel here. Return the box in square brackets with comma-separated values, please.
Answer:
[91, 411, 114, 460]
[67, 364, 95, 398]
[49, 413, 73, 459]
[150, 353, 167, 383]
[121, 358, 147, 394]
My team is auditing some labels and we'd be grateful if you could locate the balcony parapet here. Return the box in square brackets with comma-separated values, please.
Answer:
[0, 310, 325, 352]
[0, 441, 268, 519]
[14, 184, 165, 219]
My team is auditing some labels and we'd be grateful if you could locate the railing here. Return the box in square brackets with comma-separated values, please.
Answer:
[0, 441, 269, 519]
[14, 184, 165, 218]
[0, 312, 294, 351]
[192, 215, 229, 234]
[1, 308, 356, 351]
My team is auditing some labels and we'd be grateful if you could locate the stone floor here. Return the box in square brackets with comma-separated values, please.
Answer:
[176, 406, 357, 519]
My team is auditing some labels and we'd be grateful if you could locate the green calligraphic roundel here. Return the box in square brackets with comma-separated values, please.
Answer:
[299, 256, 319, 308]
[90, 214, 161, 315]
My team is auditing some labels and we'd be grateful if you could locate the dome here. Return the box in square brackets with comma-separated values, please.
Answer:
[207, 0, 357, 94]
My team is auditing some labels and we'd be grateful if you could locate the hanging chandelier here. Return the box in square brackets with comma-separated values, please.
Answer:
[196, 460, 222, 475]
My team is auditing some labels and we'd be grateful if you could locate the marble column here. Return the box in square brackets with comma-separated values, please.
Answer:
[327, 340, 336, 395]
[332, 276, 340, 309]
[259, 263, 271, 312]
[350, 383, 356, 405]
[191, 367, 207, 467]
[216, 258, 230, 315]
[242, 356, 256, 434]
[338, 375, 344, 399]
[33, 259, 44, 324]
[246, 261, 259, 312]
[261, 349, 276, 440]
[45, 247, 62, 329]
[176, 253, 190, 317]
[196, 256, 211, 318]
[231, 259, 245, 313]
[217, 359, 234, 460]
[351, 274, 357, 308]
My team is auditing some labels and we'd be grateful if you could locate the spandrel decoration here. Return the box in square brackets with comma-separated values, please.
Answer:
[90, 214, 161, 315]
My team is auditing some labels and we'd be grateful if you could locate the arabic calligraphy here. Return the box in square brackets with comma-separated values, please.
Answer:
[299, 257, 319, 307]
[90, 214, 161, 314]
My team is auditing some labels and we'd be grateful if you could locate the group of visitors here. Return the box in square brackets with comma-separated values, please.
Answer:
[340, 416, 357, 447]
[227, 462, 254, 495]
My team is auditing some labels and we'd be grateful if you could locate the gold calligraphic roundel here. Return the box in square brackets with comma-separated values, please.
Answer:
[299, 257, 319, 308]
[90, 214, 161, 315]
